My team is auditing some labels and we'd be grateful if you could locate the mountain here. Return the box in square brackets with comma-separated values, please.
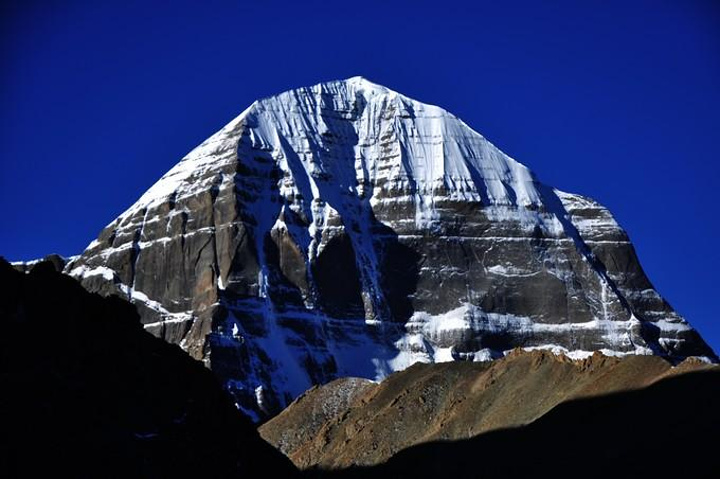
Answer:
[308, 369, 720, 479]
[63, 76, 716, 419]
[259, 350, 717, 469]
[0, 258, 298, 478]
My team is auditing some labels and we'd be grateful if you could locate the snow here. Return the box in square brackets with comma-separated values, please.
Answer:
[486, 264, 539, 277]
[387, 333, 433, 371]
[412, 306, 469, 334]
[107, 76, 554, 240]
[68, 265, 117, 281]
[396, 304, 684, 363]
[653, 319, 692, 333]
[354, 304, 690, 377]
[113, 103, 254, 221]
[254, 386, 268, 414]
[555, 189, 625, 239]
[10, 258, 42, 267]
[68, 264, 195, 331]
[85, 238, 102, 250]
[142, 314, 193, 328]
[124, 286, 194, 329]
[470, 348, 497, 362]
[433, 347, 456, 362]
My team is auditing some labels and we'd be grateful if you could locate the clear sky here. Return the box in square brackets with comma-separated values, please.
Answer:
[2, 0, 718, 352]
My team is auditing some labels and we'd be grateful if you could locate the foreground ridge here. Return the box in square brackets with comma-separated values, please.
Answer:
[0, 258, 298, 477]
[304, 368, 720, 479]
[260, 349, 717, 469]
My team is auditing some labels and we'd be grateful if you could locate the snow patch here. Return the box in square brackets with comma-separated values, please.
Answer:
[68, 265, 117, 281]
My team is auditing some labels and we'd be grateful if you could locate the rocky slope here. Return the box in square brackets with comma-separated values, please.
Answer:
[0, 258, 297, 478]
[310, 369, 720, 479]
[63, 76, 716, 419]
[260, 350, 717, 469]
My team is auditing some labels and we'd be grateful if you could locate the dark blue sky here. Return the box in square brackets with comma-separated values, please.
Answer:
[2, 0, 718, 352]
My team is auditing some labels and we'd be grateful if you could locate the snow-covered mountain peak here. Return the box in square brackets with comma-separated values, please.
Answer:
[118, 77, 544, 225]
[334, 75, 393, 95]
[72, 78, 716, 420]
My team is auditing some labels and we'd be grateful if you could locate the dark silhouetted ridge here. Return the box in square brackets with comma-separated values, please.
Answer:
[0, 258, 298, 478]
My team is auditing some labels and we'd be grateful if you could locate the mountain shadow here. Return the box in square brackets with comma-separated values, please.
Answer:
[0, 258, 298, 479]
[308, 369, 720, 479]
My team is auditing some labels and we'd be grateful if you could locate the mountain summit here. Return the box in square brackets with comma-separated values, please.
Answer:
[66, 77, 716, 419]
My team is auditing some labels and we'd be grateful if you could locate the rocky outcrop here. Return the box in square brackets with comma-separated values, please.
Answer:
[259, 351, 717, 469]
[0, 258, 298, 478]
[65, 77, 716, 419]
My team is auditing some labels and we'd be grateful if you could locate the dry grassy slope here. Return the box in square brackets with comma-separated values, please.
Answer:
[259, 350, 717, 469]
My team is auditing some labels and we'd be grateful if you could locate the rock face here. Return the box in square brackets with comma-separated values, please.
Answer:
[65, 77, 716, 419]
[259, 351, 717, 469]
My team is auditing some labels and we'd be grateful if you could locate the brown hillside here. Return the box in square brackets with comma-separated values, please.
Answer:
[260, 350, 716, 469]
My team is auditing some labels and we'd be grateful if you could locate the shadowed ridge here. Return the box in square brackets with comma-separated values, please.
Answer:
[0, 258, 298, 478]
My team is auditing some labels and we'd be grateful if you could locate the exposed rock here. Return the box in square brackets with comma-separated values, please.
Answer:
[268, 378, 377, 460]
[64, 77, 717, 419]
